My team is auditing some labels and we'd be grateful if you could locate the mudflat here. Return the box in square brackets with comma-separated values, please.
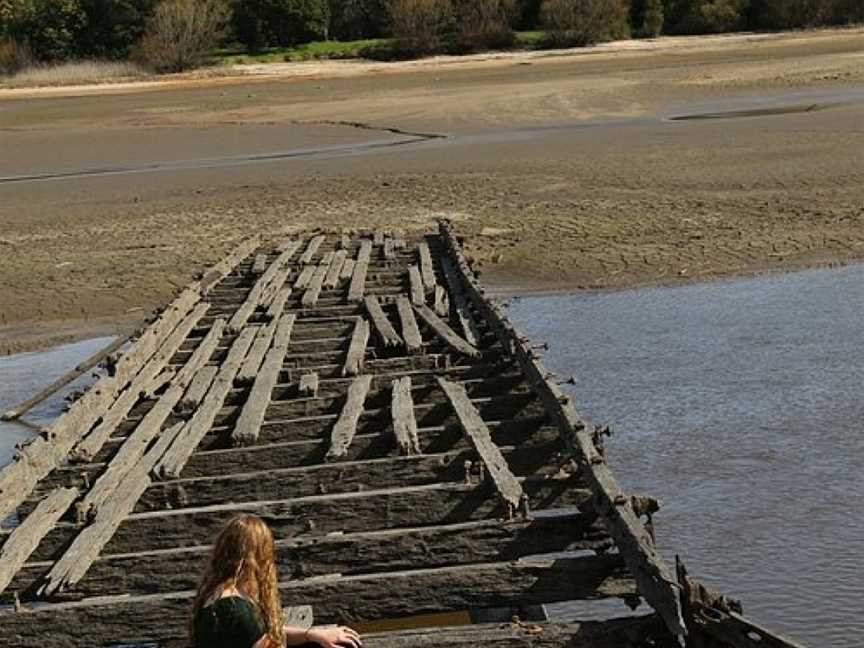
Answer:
[1, 28, 863, 354]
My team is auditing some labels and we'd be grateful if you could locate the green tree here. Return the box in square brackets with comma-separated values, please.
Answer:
[663, 0, 748, 33]
[78, 0, 156, 59]
[642, 0, 664, 34]
[328, 0, 389, 40]
[234, 0, 329, 50]
[7, 0, 86, 61]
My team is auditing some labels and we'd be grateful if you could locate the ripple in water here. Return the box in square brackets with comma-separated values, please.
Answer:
[507, 265, 864, 647]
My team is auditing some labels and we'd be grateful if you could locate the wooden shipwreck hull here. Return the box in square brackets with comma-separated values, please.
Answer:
[0, 222, 804, 648]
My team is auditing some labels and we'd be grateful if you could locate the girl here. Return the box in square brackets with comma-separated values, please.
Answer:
[190, 514, 363, 648]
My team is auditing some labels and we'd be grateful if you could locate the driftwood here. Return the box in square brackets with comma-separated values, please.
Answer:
[342, 318, 370, 377]
[326, 375, 373, 460]
[414, 304, 480, 358]
[390, 377, 420, 455]
[364, 295, 403, 348]
[396, 296, 422, 353]
[232, 314, 296, 445]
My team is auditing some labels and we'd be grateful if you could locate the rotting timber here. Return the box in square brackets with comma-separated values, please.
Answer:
[0, 222, 805, 648]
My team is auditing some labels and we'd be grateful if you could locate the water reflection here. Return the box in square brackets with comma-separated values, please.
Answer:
[507, 265, 864, 647]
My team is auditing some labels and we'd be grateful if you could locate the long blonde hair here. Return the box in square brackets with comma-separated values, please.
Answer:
[190, 514, 284, 646]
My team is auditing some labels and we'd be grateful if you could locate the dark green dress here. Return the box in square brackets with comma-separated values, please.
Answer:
[194, 596, 267, 648]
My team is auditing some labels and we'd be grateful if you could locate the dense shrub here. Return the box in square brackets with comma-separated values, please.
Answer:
[390, 0, 454, 53]
[233, 0, 330, 49]
[452, 0, 516, 51]
[630, 0, 663, 35]
[136, 0, 230, 71]
[541, 0, 629, 47]
[6, 0, 87, 61]
[663, 0, 748, 33]
[78, 0, 156, 59]
[0, 36, 30, 74]
[328, 0, 389, 40]
[748, 0, 864, 28]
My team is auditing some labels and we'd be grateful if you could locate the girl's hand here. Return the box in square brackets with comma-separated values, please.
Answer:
[307, 625, 362, 648]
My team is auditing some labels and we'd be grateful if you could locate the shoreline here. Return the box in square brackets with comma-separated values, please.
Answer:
[6, 252, 862, 357]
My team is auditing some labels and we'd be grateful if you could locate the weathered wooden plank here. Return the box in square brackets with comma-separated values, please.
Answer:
[342, 318, 370, 377]
[373, 230, 385, 246]
[364, 295, 402, 348]
[154, 327, 257, 479]
[0, 487, 78, 594]
[340, 258, 356, 280]
[396, 296, 422, 353]
[440, 257, 479, 346]
[434, 285, 449, 318]
[418, 241, 437, 290]
[324, 250, 348, 288]
[438, 220, 686, 636]
[232, 314, 296, 445]
[37, 422, 185, 597]
[414, 304, 480, 358]
[11, 513, 608, 601]
[408, 264, 425, 305]
[302, 262, 330, 307]
[251, 253, 268, 274]
[299, 235, 325, 264]
[347, 240, 373, 302]
[173, 318, 225, 387]
[238, 281, 290, 383]
[383, 238, 396, 260]
[438, 378, 524, 509]
[72, 302, 210, 461]
[0, 555, 633, 647]
[326, 375, 373, 460]
[199, 236, 260, 292]
[294, 264, 316, 289]
[179, 365, 217, 412]
[227, 242, 297, 332]
[391, 377, 420, 455]
[266, 284, 292, 318]
[298, 372, 319, 397]
[339, 233, 351, 250]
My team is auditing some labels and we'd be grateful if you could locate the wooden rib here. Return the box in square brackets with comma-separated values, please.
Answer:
[0, 487, 78, 595]
[298, 235, 325, 264]
[326, 375, 373, 460]
[324, 250, 348, 288]
[408, 264, 424, 305]
[251, 253, 268, 274]
[438, 220, 686, 636]
[373, 230, 385, 246]
[73, 302, 210, 461]
[38, 423, 185, 597]
[227, 241, 298, 332]
[3, 555, 632, 648]
[347, 240, 373, 303]
[232, 314, 296, 445]
[437, 378, 524, 509]
[414, 304, 480, 358]
[266, 285, 292, 318]
[391, 377, 420, 455]
[383, 238, 396, 260]
[342, 318, 370, 377]
[418, 241, 437, 290]
[155, 327, 257, 479]
[434, 285, 449, 317]
[302, 262, 329, 307]
[340, 258, 356, 280]
[174, 318, 225, 386]
[339, 233, 351, 250]
[179, 365, 217, 412]
[364, 295, 403, 347]
[294, 264, 316, 289]
[298, 372, 319, 397]
[440, 257, 479, 346]
[396, 296, 422, 353]
[239, 283, 291, 382]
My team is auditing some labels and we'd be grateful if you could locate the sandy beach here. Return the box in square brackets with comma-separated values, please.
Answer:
[1, 27, 863, 355]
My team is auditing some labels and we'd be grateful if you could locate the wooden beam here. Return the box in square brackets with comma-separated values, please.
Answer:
[251, 253, 268, 274]
[299, 235, 325, 264]
[340, 258, 356, 281]
[302, 262, 330, 307]
[342, 318, 370, 377]
[232, 314, 296, 445]
[0, 487, 78, 595]
[179, 365, 217, 412]
[294, 264, 316, 289]
[364, 295, 403, 348]
[154, 326, 257, 479]
[348, 240, 373, 302]
[396, 296, 422, 353]
[438, 220, 686, 637]
[434, 285, 449, 318]
[174, 318, 225, 387]
[298, 372, 319, 397]
[391, 377, 420, 455]
[418, 241, 437, 290]
[414, 304, 480, 358]
[408, 265, 424, 305]
[227, 240, 299, 332]
[440, 258, 479, 346]
[326, 375, 373, 460]
[437, 378, 524, 509]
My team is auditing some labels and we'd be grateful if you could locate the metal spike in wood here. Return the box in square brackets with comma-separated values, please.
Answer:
[408, 265, 425, 306]
[348, 240, 373, 302]
[326, 375, 373, 460]
[437, 377, 523, 509]
[418, 241, 437, 290]
[232, 314, 296, 445]
[343, 318, 370, 377]
[364, 295, 403, 348]
[396, 296, 422, 354]
[414, 304, 480, 358]
[391, 377, 420, 456]
[0, 487, 78, 595]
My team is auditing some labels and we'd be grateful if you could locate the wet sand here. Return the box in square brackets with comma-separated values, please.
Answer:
[1, 28, 863, 354]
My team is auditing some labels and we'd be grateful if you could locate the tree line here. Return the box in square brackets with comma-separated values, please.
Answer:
[1, 0, 862, 73]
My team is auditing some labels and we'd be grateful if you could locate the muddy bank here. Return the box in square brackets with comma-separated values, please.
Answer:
[1, 29, 863, 355]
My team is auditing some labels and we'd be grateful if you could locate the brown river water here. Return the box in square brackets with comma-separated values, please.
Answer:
[1, 264, 862, 645]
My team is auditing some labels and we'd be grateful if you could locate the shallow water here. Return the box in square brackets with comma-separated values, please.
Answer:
[508, 265, 864, 647]
[0, 337, 113, 466]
